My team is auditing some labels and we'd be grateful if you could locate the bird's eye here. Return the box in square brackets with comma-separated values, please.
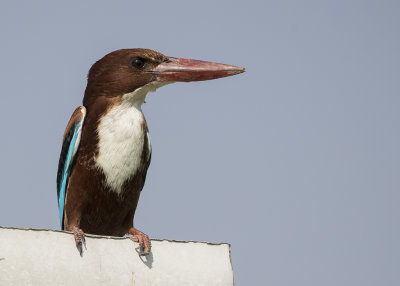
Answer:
[132, 58, 145, 69]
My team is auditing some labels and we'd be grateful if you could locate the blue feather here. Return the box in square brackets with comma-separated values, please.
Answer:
[58, 122, 81, 227]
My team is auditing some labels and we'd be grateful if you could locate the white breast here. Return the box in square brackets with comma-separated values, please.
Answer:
[96, 100, 145, 195]
[95, 81, 171, 195]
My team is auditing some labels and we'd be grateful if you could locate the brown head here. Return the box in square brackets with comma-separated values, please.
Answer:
[83, 48, 244, 106]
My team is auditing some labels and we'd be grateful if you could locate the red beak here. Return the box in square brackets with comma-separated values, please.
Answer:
[149, 57, 245, 82]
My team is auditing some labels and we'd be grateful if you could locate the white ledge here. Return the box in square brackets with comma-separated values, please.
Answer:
[0, 226, 233, 286]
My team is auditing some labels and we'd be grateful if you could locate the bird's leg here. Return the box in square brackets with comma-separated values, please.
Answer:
[71, 226, 85, 255]
[128, 227, 151, 256]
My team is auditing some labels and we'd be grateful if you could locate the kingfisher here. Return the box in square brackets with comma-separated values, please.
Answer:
[57, 49, 244, 255]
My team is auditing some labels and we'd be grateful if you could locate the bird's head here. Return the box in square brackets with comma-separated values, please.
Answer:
[83, 48, 244, 107]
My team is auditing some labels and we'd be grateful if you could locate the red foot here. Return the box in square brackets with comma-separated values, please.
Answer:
[129, 228, 151, 256]
[71, 226, 85, 253]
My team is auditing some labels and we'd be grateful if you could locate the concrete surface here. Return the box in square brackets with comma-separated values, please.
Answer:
[0, 227, 233, 286]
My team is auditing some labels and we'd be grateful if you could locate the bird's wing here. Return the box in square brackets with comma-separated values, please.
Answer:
[56, 106, 86, 229]
[141, 127, 152, 190]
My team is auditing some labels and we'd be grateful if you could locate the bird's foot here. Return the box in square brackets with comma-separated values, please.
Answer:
[72, 226, 86, 255]
[128, 228, 151, 256]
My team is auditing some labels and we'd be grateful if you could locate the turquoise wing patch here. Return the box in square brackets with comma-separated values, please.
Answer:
[56, 107, 86, 229]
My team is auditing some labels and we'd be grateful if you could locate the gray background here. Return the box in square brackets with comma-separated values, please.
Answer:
[0, 0, 399, 285]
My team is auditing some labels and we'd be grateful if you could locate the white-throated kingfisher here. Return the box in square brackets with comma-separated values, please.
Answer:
[56, 49, 244, 255]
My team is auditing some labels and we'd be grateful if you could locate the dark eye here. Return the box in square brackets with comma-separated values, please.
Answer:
[132, 58, 145, 69]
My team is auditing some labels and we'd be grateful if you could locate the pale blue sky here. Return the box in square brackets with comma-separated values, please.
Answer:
[0, 1, 399, 285]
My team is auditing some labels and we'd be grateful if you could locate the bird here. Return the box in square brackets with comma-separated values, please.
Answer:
[56, 48, 244, 255]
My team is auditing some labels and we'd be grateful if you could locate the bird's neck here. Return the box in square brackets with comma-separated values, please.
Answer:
[121, 81, 172, 110]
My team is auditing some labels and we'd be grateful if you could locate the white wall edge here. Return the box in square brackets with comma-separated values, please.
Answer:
[0, 226, 234, 286]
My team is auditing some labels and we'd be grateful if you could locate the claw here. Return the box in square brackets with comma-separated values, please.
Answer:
[128, 228, 151, 256]
[72, 226, 85, 255]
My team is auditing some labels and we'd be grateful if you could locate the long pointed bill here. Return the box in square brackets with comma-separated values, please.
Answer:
[149, 57, 245, 82]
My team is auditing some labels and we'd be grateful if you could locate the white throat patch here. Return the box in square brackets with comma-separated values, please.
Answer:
[95, 81, 171, 194]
